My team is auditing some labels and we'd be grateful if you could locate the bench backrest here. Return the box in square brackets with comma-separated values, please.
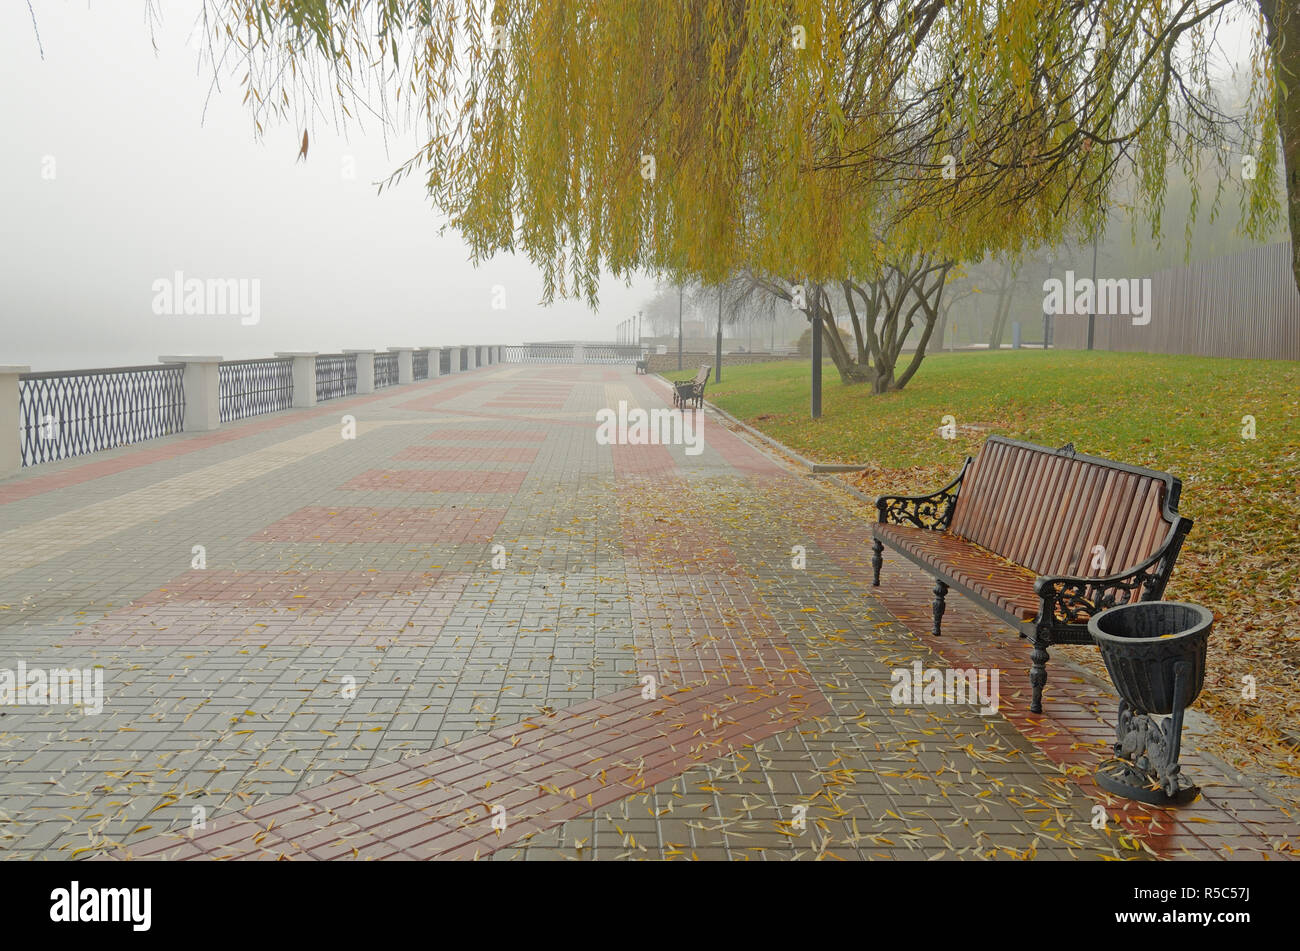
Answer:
[949, 437, 1183, 579]
[695, 365, 711, 385]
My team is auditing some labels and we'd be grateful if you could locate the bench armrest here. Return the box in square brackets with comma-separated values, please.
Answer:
[1033, 517, 1193, 625]
[875, 458, 971, 531]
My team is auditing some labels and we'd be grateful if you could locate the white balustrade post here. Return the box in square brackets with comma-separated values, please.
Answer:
[392, 348, 414, 385]
[344, 349, 375, 394]
[275, 352, 318, 408]
[428, 347, 443, 378]
[160, 355, 223, 432]
[0, 366, 30, 478]
[574, 344, 585, 364]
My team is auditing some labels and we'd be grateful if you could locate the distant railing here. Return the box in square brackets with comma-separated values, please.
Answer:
[374, 352, 399, 389]
[219, 357, 293, 422]
[315, 353, 357, 402]
[18, 364, 185, 467]
[502, 343, 642, 364]
[584, 345, 642, 364]
[4, 342, 586, 474]
[503, 344, 574, 364]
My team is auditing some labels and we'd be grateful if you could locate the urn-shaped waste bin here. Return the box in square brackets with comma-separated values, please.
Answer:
[1088, 601, 1212, 805]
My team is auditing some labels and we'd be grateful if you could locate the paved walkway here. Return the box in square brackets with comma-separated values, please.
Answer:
[0, 364, 1295, 860]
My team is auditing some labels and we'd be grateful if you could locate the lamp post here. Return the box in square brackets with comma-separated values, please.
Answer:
[677, 285, 684, 372]
[1087, 225, 1099, 351]
[811, 302, 822, 419]
[715, 286, 723, 384]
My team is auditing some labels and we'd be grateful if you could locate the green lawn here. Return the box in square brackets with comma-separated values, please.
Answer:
[692, 350, 1300, 787]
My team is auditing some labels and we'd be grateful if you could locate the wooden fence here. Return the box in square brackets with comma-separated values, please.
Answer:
[1052, 240, 1300, 360]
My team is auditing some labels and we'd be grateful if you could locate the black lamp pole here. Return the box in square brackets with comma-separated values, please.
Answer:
[677, 285, 683, 371]
[811, 304, 822, 419]
[715, 286, 723, 384]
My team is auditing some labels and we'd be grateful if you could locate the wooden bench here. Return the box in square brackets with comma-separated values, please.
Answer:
[672, 365, 711, 409]
[871, 437, 1194, 713]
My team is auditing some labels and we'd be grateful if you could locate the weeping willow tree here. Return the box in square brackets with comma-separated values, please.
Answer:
[194, 1, 1293, 305]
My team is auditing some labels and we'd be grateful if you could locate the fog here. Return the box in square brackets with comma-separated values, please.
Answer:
[0, 1, 655, 371]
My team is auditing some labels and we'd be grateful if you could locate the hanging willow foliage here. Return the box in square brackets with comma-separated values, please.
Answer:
[198, 1, 1288, 301]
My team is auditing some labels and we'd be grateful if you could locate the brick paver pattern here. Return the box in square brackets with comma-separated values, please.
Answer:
[0, 363, 1296, 861]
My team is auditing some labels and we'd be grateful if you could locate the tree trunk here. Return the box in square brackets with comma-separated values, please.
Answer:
[820, 309, 870, 384]
[1262, 0, 1300, 292]
[987, 261, 1014, 350]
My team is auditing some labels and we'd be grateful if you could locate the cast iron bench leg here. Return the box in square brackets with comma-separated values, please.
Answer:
[931, 579, 948, 636]
[871, 538, 883, 586]
[1029, 627, 1050, 714]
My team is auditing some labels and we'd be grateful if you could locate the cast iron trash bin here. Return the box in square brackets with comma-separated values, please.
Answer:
[1087, 601, 1213, 806]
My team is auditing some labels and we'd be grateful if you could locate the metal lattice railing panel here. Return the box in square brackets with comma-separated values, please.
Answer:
[413, 349, 429, 381]
[502, 344, 580, 364]
[583, 345, 643, 364]
[374, 352, 399, 389]
[438, 349, 451, 374]
[219, 358, 294, 422]
[18, 364, 186, 467]
[315, 353, 357, 402]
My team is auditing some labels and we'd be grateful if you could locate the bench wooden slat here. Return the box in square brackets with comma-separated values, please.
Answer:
[988, 445, 1033, 552]
[1023, 454, 1074, 571]
[1066, 465, 1107, 576]
[1024, 456, 1071, 574]
[1048, 461, 1100, 576]
[1089, 470, 1133, 575]
[950, 441, 998, 540]
[1073, 468, 1117, 577]
[1134, 482, 1169, 564]
[957, 440, 1009, 543]
[1086, 469, 1133, 577]
[1106, 475, 1153, 577]
[991, 450, 1035, 556]
[1007, 451, 1056, 565]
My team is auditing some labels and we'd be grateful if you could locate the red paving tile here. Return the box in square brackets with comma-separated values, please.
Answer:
[612, 443, 678, 478]
[341, 469, 527, 493]
[393, 446, 538, 464]
[394, 380, 495, 412]
[250, 505, 506, 542]
[60, 569, 471, 646]
[423, 429, 548, 442]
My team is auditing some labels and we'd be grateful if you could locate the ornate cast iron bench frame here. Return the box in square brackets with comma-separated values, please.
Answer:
[870, 437, 1194, 714]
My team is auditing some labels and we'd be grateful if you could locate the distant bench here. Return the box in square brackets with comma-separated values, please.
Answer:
[672, 364, 711, 409]
[871, 436, 1194, 713]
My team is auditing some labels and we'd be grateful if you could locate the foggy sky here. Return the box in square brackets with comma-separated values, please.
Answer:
[0, 2, 657, 371]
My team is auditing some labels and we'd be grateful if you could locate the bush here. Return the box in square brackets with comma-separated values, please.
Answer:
[795, 323, 856, 357]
